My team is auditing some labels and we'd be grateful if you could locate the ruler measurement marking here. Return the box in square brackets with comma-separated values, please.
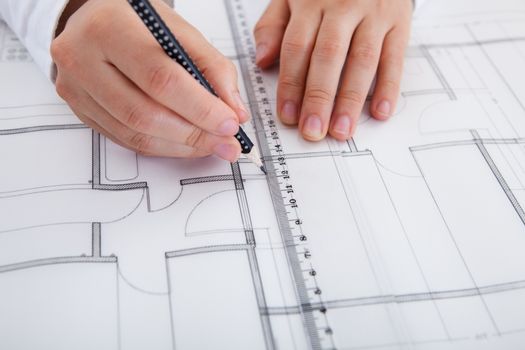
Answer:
[224, 0, 334, 349]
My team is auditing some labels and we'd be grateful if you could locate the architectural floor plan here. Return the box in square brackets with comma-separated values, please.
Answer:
[2, 0, 525, 349]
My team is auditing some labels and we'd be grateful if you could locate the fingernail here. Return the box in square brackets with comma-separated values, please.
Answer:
[218, 119, 239, 136]
[256, 44, 268, 64]
[334, 116, 351, 138]
[281, 101, 297, 124]
[304, 115, 323, 140]
[234, 92, 249, 121]
[377, 100, 391, 118]
[214, 143, 240, 162]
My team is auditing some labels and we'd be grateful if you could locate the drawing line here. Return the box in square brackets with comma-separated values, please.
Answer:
[0, 256, 117, 274]
[0, 123, 86, 135]
[263, 279, 525, 315]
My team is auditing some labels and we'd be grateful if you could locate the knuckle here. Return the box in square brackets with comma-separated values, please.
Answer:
[147, 65, 178, 96]
[338, 89, 365, 106]
[382, 53, 405, 71]
[124, 104, 153, 132]
[379, 78, 400, 93]
[200, 54, 233, 76]
[55, 78, 75, 103]
[333, 1, 355, 15]
[281, 39, 310, 56]
[279, 74, 304, 91]
[129, 132, 154, 155]
[208, 57, 237, 78]
[350, 43, 380, 68]
[192, 103, 214, 126]
[254, 19, 287, 36]
[305, 86, 334, 105]
[184, 126, 205, 149]
[84, 10, 111, 39]
[51, 39, 76, 71]
[50, 39, 63, 61]
[254, 21, 271, 36]
[314, 40, 346, 60]
[54, 77, 67, 98]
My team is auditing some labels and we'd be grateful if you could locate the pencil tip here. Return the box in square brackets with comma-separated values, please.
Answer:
[245, 146, 266, 174]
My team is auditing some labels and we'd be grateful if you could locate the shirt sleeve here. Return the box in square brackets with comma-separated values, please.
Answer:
[0, 0, 70, 80]
[414, 0, 427, 12]
[0, 0, 174, 81]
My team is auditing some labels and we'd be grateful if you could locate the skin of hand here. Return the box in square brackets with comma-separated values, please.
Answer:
[51, 0, 249, 161]
[254, 0, 413, 141]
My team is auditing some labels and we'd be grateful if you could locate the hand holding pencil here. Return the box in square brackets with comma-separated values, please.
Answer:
[51, 0, 248, 162]
[126, 0, 264, 172]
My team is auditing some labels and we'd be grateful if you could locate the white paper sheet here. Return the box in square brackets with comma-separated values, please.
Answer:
[1, 0, 525, 349]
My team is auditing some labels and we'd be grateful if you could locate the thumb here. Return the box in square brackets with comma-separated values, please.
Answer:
[254, 0, 290, 68]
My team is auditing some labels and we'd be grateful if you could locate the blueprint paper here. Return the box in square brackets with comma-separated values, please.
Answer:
[2, 0, 525, 349]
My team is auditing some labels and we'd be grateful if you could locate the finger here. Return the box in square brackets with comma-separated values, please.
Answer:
[330, 21, 386, 140]
[69, 98, 209, 159]
[157, 9, 251, 124]
[298, 13, 356, 141]
[79, 59, 240, 159]
[61, 79, 239, 161]
[205, 61, 250, 125]
[370, 25, 410, 120]
[79, 59, 196, 141]
[254, 0, 290, 68]
[277, 8, 322, 125]
[102, 7, 241, 137]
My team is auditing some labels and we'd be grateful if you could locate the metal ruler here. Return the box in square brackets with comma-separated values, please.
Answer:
[224, 1, 335, 348]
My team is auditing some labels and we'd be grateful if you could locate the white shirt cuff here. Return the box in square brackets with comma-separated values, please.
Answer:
[414, 0, 427, 12]
[0, 0, 70, 80]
